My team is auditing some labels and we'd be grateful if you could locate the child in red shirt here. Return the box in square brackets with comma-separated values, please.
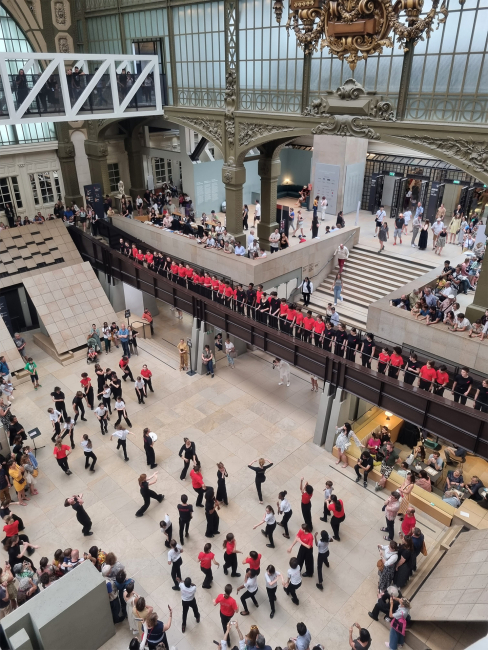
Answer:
[419, 361, 436, 390]
[377, 347, 390, 375]
[433, 365, 449, 396]
[243, 551, 261, 575]
[388, 346, 404, 379]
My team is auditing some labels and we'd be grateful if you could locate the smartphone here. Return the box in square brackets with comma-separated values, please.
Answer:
[213, 641, 220, 646]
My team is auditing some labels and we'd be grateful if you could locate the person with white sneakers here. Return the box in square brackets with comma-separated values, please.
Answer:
[320, 196, 328, 221]
[273, 358, 290, 387]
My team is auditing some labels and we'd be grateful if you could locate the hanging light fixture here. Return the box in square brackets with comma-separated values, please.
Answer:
[273, 0, 453, 70]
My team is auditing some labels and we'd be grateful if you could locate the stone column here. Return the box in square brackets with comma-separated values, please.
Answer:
[125, 133, 147, 201]
[466, 234, 488, 322]
[57, 139, 83, 208]
[257, 155, 281, 250]
[84, 139, 111, 196]
[223, 164, 246, 238]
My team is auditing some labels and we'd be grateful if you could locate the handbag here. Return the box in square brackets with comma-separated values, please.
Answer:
[377, 558, 385, 571]
[229, 349, 237, 359]
[391, 616, 407, 636]
[421, 540, 428, 556]
[32, 469, 39, 478]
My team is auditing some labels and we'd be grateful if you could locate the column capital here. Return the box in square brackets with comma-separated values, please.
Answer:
[258, 156, 281, 180]
[222, 164, 246, 186]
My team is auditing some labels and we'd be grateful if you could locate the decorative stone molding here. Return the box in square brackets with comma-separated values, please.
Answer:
[303, 78, 395, 121]
[239, 122, 295, 147]
[55, 33, 73, 53]
[224, 70, 237, 118]
[311, 116, 380, 140]
[397, 135, 488, 175]
[183, 117, 222, 146]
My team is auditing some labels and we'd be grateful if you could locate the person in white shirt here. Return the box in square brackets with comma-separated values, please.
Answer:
[179, 577, 200, 632]
[114, 398, 132, 428]
[374, 206, 386, 236]
[160, 513, 172, 548]
[432, 217, 444, 249]
[224, 338, 236, 369]
[334, 244, 349, 272]
[329, 307, 340, 327]
[452, 313, 471, 332]
[234, 242, 246, 256]
[277, 489, 293, 538]
[61, 416, 75, 448]
[264, 565, 282, 618]
[320, 480, 334, 523]
[237, 568, 259, 615]
[98, 384, 112, 414]
[253, 505, 277, 548]
[248, 239, 260, 258]
[47, 407, 62, 442]
[134, 376, 146, 405]
[298, 278, 314, 306]
[220, 620, 246, 650]
[94, 402, 109, 434]
[253, 200, 261, 225]
[110, 424, 135, 461]
[273, 357, 290, 386]
[314, 530, 333, 591]
[80, 433, 97, 471]
[320, 196, 328, 220]
[403, 209, 412, 235]
[168, 539, 184, 590]
[284, 557, 302, 605]
[269, 228, 280, 253]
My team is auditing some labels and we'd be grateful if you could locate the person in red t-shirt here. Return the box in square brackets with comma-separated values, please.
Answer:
[53, 439, 72, 475]
[190, 464, 205, 507]
[178, 264, 187, 286]
[279, 299, 288, 332]
[302, 311, 316, 344]
[224, 282, 234, 308]
[433, 364, 449, 396]
[222, 532, 242, 577]
[119, 356, 135, 382]
[287, 522, 314, 577]
[212, 276, 220, 301]
[145, 252, 154, 267]
[285, 304, 297, 336]
[388, 346, 404, 379]
[401, 507, 416, 537]
[140, 364, 154, 393]
[80, 372, 94, 409]
[213, 585, 238, 634]
[377, 347, 390, 375]
[218, 281, 226, 304]
[294, 307, 304, 340]
[300, 477, 314, 530]
[170, 261, 179, 279]
[419, 360, 436, 391]
[198, 542, 219, 588]
[327, 494, 345, 541]
[131, 245, 138, 259]
[313, 315, 325, 348]
[242, 550, 261, 575]
[185, 264, 194, 283]
[135, 249, 145, 264]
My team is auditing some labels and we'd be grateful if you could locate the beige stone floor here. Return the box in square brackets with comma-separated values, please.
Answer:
[4, 328, 460, 650]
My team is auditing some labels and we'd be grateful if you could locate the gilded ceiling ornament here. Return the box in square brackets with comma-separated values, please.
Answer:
[397, 135, 488, 174]
[183, 117, 222, 145]
[273, 0, 455, 70]
[239, 123, 295, 147]
[312, 115, 381, 139]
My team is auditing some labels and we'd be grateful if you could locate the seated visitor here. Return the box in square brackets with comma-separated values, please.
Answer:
[367, 432, 381, 455]
[443, 491, 461, 508]
[415, 470, 432, 492]
[426, 452, 444, 472]
[444, 469, 463, 492]
[461, 476, 485, 502]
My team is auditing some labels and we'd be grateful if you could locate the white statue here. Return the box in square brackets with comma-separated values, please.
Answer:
[117, 180, 125, 197]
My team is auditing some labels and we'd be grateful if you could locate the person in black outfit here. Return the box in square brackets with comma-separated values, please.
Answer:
[177, 494, 193, 545]
[403, 353, 420, 385]
[360, 333, 375, 368]
[8, 416, 26, 446]
[322, 322, 334, 353]
[334, 323, 347, 357]
[205, 487, 220, 538]
[179, 438, 197, 480]
[452, 367, 473, 405]
[248, 457, 273, 503]
[51, 387, 68, 421]
[311, 214, 319, 239]
[216, 462, 228, 505]
[474, 379, 488, 413]
[72, 391, 87, 423]
[345, 328, 360, 362]
[135, 472, 164, 517]
[94, 365, 105, 395]
[246, 284, 256, 319]
[143, 428, 157, 469]
[110, 374, 122, 400]
[160, 515, 173, 548]
[268, 292, 280, 329]
[65, 494, 93, 536]
[235, 285, 246, 315]
[368, 585, 402, 621]
[354, 451, 374, 488]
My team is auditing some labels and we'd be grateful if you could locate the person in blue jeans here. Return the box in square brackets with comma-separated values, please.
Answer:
[202, 345, 215, 378]
[387, 597, 411, 649]
[332, 272, 343, 304]
[118, 324, 130, 358]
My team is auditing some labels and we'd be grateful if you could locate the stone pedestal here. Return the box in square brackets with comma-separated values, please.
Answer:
[84, 139, 111, 196]
[223, 164, 246, 238]
[125, 134, 146, 200]
[310, 135, 368, 216]
[257, 156, 281, 251]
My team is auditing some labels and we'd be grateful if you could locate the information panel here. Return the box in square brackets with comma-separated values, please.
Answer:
[314, 163, 340, 215]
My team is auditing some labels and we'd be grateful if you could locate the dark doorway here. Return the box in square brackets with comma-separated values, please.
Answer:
[0, 285, 39, 334]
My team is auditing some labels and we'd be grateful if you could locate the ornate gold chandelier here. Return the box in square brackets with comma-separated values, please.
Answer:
[273, 0, 451, 70]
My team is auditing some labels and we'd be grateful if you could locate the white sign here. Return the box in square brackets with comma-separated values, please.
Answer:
[314, 163, 340, 215]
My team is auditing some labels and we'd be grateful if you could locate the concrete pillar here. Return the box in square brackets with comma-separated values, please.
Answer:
[313, 383, 336, 447]
[223, 164, 246, 238]
[142, 293, 159, 317]
[324, 388, 349, 452]
[257, 156, 281, 250]
[18, 287, 32, 328]
[310, 135, 368, 216]
[125, 132, 146, 201]
[190, 317, 200, 373]
[466, 224, 488, 322]
[84, 139, 111, 196]
[57, 137, 83, 208]
[196, 322, 216, 375]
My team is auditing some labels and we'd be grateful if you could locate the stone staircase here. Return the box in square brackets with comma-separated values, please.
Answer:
[306, 244, 438, 329]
